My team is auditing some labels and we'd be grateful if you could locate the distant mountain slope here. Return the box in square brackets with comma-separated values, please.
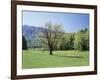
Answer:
[22, 25, 45, 48]
[23, 25, 44, 40]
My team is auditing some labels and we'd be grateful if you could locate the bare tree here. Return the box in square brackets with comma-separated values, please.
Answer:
[39, 22, 63, 55]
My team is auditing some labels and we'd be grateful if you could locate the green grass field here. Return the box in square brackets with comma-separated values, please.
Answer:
[22, 50, 89, 69]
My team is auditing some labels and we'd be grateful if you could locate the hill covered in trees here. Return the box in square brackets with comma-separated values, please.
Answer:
[22, 25, 45, 48]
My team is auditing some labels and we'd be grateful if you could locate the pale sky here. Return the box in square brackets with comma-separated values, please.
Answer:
[23, 10, 89, 32]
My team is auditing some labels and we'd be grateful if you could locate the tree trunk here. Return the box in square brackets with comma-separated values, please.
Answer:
[49, 48, 53, 55]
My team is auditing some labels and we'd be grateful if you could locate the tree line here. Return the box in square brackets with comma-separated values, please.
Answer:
[22, 22, 89, 55]
[39, 22, 89, 55]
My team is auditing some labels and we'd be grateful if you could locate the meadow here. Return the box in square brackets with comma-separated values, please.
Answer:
[22, 50, 89, 69]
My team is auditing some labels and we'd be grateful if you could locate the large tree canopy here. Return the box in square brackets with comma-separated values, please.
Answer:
[74, 29, 89, 51]
[39, 22, 63, 55]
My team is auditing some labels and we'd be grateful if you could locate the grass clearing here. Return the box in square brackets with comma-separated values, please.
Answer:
[22, 50, 89, 69]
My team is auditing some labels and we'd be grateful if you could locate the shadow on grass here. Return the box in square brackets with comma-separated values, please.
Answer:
[53, 54, 84, 58]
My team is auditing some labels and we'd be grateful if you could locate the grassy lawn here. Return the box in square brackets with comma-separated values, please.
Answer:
[22, 50, 89, 69]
